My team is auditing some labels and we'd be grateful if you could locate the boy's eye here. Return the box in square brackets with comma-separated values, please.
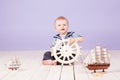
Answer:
[58, 24, 61, 26]
[63, 24, 66, 26]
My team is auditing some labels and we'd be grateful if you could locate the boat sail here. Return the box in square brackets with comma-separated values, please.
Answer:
[7, 56, 21, 70]
[84, 45, 110, 73]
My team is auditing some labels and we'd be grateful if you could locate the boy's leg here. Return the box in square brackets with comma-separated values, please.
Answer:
[42, 51, 57, 65]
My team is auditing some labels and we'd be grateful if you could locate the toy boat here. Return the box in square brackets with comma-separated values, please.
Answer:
[86, 46, 110, 73]
[7, 56, 21, 70]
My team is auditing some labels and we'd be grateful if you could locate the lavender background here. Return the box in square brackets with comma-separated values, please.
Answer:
[0, 0, 120, 50]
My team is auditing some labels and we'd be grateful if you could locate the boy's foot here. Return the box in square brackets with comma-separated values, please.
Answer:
[42, 60, 57, 65]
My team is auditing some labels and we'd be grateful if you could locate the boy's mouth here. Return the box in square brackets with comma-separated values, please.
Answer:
[61, 29, 65, 31]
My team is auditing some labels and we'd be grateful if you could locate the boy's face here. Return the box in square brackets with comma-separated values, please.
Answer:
[55, 19, 68, 35]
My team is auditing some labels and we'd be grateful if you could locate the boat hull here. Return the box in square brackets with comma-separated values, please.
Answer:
[86, 63, 110, 72]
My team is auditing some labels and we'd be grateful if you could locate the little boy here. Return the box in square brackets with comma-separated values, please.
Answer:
[42, 16, 84, 65]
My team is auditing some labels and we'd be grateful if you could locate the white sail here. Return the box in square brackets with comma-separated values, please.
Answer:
[84, 45, 110, 65]
[85, 46, 110, 72]
[101, 48, 110, 64]
[95, 46, 104, 63]
[90, 49, 96, 63]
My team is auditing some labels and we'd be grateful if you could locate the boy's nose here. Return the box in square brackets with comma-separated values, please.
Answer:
[61, 25, 64, 27]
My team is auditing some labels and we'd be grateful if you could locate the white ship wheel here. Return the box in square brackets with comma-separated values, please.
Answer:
[53, 40, 81, 65]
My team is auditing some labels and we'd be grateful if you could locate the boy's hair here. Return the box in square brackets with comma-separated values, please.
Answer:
[55, 16, 69, 24]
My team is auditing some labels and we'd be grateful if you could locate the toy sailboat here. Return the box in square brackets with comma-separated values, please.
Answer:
[86, 46, 110, 73]
[7, 56, 21, 70]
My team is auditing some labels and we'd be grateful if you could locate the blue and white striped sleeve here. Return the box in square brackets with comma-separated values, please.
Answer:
[72, 32, 82, 38]
[50, 38, 56, 48]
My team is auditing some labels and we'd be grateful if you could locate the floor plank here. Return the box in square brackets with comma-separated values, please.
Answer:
[46, 65, 62, 80]
[74, 64, 90, 80]
[30, 65, 51, 80]
[60, 65, 74, 80]
[1, 71, 19, 80]
[1, 68, 39, 80]
[0, 71, 10, 80]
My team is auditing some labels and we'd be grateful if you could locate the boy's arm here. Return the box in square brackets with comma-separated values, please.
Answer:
[75, 36, 84, 43]
[68, 34, 84, 44]
[68, 37, 84, 44]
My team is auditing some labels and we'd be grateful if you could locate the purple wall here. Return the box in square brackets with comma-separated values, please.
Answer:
[0, 0, 120, 50]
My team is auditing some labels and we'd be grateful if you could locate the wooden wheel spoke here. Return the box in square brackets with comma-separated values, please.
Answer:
[56, 49, 61, 52]
[67, 56, 70, 61]
[71, 48, 77, 51]
[71, 52, 76, 55]
[61, 42, 65, 47]
[56, 52, 61, 55]
[70, 43, 75, 47]
[70, 54, 74, 59]
[66, 41, 70, 46]
[59, 55, 63, 59]
[65, 41, 68, 45]
[59, 45, 63, 49]
[63, 56, 66, 61]
[63, 42, 67, 46]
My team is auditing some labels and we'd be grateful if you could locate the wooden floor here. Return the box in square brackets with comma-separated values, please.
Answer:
[0, 50, 120, 80]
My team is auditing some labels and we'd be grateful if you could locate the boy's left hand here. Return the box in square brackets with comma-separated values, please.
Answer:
[68, 38, 76, 44]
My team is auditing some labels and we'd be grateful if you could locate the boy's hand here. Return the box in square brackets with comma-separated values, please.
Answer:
[68, 37, 84, 44]
[68, 38, 76, 44]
